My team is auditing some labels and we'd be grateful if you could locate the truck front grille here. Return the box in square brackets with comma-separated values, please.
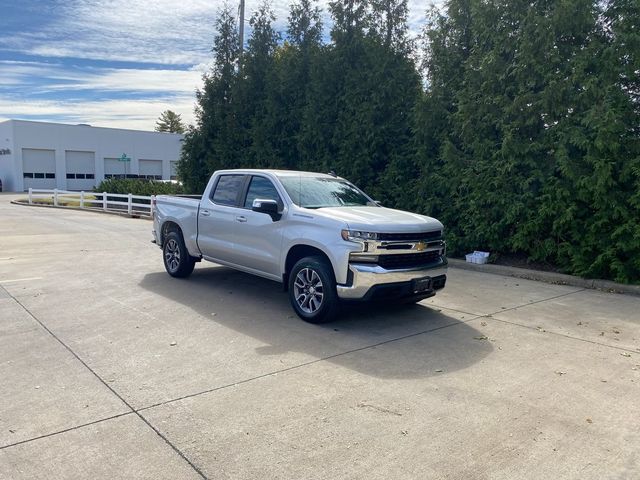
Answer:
[376, 251, 441, 269]
[378, 231, 442, 242]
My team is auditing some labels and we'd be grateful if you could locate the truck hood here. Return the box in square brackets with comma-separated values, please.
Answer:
[311, 206, 443, 233]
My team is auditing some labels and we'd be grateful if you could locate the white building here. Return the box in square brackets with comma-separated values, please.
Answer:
[0, 119, 183, 192]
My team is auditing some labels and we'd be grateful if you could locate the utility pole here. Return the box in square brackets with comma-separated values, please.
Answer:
[238, 0, 245, 57]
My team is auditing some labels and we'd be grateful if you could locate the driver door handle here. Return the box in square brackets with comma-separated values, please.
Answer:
[236, 215, 247, 223]
[200, 209, 211, 217]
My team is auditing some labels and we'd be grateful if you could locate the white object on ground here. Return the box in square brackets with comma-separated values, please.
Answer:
[465, 251, 490, 264]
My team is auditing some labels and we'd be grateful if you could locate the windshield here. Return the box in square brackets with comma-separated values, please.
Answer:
[279, 176, 377, 209]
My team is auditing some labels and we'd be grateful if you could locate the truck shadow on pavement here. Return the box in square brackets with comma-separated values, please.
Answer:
[139, 265, 493, 379]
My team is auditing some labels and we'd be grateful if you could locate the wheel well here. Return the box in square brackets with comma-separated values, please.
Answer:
[160, 221, 182, 245]
[283, 245, 333, 290]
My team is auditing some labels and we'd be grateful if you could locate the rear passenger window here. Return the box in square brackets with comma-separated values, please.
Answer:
[212, 175, 244, 206]
[244, 176, 282, 209]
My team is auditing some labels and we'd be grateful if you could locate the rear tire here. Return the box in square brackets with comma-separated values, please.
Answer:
[163, 231, 196, 278]
[288, 256, 339, 323]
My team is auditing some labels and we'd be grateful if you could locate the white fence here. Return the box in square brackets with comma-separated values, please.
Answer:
[27, 188, 155, 217]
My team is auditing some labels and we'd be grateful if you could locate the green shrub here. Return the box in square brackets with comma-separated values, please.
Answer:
[94, 178, 183, 196]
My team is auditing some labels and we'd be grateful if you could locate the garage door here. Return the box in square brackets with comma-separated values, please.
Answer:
[139, 159, 162, 180]
[104, 158, 126, 178]
[65, 151, 95, 191]
[23, 148, 56, 190]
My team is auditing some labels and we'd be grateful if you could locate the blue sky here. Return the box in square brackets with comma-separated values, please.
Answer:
[0, 0, 433, 130]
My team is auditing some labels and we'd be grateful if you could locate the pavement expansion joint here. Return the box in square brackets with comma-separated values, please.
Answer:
[471, 287, 640, 352]
[428, 287, 586, 320]
[0, 413, 133, 450]
[5, 292, 209, 480]
[137, 317, 480, 413]
[0, 292, 473, 469]
[485, 288, 587, 317]
[3, 273, 590, 474]
[430, 304, 483, 318]
[484, 315, 639, 355]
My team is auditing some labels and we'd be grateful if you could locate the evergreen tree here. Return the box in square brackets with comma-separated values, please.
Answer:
[329, 0, 371, 42]
[412, 0, 640, 282]
[370, 0, 409, 50]
[176, 0, 640, 283]
[178, 4, 239, 193]
[288, 0, 323, 48]
[323, 0, 420, 200]
[266, 0, 323, 168]
[297, 43, 341, 172]
[411, 0, 473, 224]
[537, 0, 640, 281]
[237, 2, 281, 167]
[155, 110, 185, 133]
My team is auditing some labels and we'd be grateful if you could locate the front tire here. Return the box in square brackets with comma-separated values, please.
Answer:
[163, 231, 196, 278]
[288, 256, 339, 323]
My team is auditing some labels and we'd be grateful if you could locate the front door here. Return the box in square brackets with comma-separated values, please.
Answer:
[232, 175, 285, 278]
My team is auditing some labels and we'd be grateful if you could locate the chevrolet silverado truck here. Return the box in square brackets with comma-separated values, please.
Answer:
[152, 169, 447, 323]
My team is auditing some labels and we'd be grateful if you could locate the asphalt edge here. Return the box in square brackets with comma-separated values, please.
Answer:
[448, 258, 640, 296]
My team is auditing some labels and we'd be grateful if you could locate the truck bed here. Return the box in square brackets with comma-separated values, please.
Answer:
[154, 195, 201, 255]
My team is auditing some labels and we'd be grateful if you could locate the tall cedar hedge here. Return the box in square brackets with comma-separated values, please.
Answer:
[178, 0, 640, 283]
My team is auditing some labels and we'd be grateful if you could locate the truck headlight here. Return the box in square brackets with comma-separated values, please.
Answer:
[341, 230, 379, 242]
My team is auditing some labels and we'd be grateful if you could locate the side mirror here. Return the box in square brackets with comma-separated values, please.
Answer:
[374, 200, 383, 207]
[252, 198, 281, 221]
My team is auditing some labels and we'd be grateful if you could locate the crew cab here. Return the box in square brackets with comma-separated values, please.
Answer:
[152, 169, 447, 323]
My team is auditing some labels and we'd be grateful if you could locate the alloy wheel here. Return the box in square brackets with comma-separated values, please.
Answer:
[293, 268, 324, 314]
[164, 238, 181, 272]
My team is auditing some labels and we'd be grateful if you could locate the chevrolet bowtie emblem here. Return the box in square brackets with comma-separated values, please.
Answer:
[415, 241, 427, 251]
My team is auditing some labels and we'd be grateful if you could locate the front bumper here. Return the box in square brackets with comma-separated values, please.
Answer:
[336, 258, 448, 300]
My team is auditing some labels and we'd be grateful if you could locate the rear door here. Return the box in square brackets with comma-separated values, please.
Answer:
[232, 175, 285, 278]
[196, 174, 246, 262]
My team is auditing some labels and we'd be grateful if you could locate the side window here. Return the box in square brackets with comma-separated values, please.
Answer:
[244, 176, 282, 209]
[211, 175, 245, 206]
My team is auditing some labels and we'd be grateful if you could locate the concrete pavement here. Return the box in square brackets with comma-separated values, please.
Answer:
[0, 194, 638, 479]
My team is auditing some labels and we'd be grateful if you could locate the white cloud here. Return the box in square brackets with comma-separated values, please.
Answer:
[46, 67, 202, 95]
[5, 0, 236, 65]
[0, 96, 198, 131]
[6, 1, 438, 64]
[0, 61, 202, 93]
[0, 60, 202, 129]
[0, 1, 441, 130]
[6, 0, 219, 64]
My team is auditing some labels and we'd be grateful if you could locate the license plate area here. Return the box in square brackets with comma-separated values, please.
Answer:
[412, 277, 432, 293]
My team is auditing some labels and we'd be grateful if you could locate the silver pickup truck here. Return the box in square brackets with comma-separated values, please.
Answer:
[152, 169, 447, 323]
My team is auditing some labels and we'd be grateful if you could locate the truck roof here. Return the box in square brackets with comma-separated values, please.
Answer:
[214, 169, 339, 179]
